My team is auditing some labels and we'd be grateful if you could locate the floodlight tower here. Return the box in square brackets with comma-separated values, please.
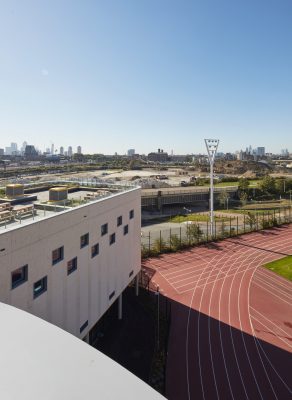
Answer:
[205, 139, 219, 237]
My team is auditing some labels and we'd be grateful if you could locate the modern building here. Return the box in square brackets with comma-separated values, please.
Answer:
[127, 148, 135, 156]
[24, 144, 38, 158]
[68, 146, 73, 157]
[60, 146, 64, 155]
[0, 148, 4, 156]
[256, 147, 265, 156]
[0, 180, 141, 343]
[148, 149, 169, 163]
[0, 302, 164, 400]
[77, 145, 82, 154]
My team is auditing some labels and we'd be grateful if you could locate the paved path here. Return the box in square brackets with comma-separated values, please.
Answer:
[143, 225, 292, 400]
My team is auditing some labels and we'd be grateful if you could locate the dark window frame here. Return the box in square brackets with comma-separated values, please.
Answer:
[80, 320, 88, 333]
[117, 216, 123, 226]
[11, 265, 28, 289]
[52, 246, 64, 266]
[124, 224, 129, 235]
[67, 257, 78, 275]
[109, 233, 116, 245]
[80, 233, 89, 249]
[129, 209, 134, 219]
[91, 243, 99, 258]
[101, 223, 108, 236]
[33, 276, 47, 299]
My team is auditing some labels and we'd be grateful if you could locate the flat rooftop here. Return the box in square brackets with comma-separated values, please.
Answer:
[0, 179, 138, 234]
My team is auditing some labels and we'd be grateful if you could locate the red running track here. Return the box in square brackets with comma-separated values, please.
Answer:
[143, 225, 292, 400]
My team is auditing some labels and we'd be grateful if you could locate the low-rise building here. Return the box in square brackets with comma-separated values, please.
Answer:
[0, 180, 141, 342]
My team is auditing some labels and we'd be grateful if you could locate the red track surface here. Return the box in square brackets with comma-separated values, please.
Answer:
[143, 225, 292, 400]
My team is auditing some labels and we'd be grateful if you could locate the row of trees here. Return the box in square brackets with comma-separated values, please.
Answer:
[217, 176, 292, 208]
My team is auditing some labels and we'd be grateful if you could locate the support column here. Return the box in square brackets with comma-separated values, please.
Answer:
[135, 273, 139, 296]
[83, 333, 90, 344]
[118, 293, 123, 320]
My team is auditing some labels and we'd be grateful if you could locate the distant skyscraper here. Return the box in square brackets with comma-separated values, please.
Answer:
[68, 146, 73, 157]
[60, 146, 64, 155]
[24, 145, 38, 158]
[11, 143, 18, 153]
[127, 149, 135, 156]
[77, 146, 82, 154]
[0, 148, 4, 156]
[21, 141, 27, 155]
[51, 143, 54, 155]
[257, 147, 265, 156]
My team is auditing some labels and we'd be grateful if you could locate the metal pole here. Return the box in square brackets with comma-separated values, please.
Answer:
[205, 139, 219, 238]
[156, 286, 160, 349]
[210, 162, 214, 236]
[118, 293, 122, 320]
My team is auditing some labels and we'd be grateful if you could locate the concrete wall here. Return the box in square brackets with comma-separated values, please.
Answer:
[0, 188, 141, 339]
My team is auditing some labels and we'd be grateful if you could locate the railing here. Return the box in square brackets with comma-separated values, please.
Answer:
[0, 180, 139, 232]
[141, 206, 292, 258]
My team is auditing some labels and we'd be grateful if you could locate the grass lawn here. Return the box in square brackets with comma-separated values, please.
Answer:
[263, 256, 292, 281]
[169, 214, 231, 223]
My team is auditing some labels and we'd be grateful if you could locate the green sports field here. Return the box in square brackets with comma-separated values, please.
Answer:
[263, 256, 292, 281]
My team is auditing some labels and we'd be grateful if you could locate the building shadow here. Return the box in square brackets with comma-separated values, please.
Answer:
[165, 297, 292, 400]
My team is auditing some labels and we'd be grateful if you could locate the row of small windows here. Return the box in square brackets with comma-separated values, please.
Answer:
[10, 210, 134, 296]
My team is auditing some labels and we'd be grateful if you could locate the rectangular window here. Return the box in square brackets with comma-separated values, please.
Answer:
[11, 265, 28, 289]
[67, 257, 77, 275]
[109, 233, 116, 245]
[33, 276, 47, 299]
[52, 246, 64, 265]
[91, 243, 99, 258]
[80, 233, 89, 248]
[117, 215, 123, 226]
[101, 223, 108, 236]
[80, 320, 88, 333]
[124, 224, 129, 235]
[129, 209, 134, 219]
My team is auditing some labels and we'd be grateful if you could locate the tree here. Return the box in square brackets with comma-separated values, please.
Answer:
[218, 190, 229, 209]
[259, 175, 276, 194]
[186, 223, 203, 244]
[239, 191, 248, 206]
[238, 178, 250, 193]
[246, 212, 256, 230]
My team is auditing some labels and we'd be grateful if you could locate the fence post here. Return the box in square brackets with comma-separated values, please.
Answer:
[180, 227, 182, 247]
[214, 219, 216, 240]
[148, 232, 151, 255]
[244, 214, 246, 233]
[229, 217, 232, 237]
[237, 216, 238, 235]
[169, 228, 172, 251]
[160, 230, 162, 253]
[256, 213, 258, 231]
[206, 221, 209, 241]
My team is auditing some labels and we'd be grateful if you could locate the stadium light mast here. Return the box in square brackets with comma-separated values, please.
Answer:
[205, 139, 219, 237]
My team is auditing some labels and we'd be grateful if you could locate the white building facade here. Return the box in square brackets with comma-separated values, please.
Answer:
[0, 185, 141, 341]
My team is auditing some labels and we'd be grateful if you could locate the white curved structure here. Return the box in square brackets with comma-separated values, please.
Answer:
[0, 302, 164, 399]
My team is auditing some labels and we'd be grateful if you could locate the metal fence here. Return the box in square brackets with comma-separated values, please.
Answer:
[141, 206, 292, 258]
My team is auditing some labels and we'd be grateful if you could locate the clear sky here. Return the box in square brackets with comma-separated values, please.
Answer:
[1, 0, 292, 155]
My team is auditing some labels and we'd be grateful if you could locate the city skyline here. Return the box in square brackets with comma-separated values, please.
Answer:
[1, 1, 292, 154]
[0, 139, 287, 156]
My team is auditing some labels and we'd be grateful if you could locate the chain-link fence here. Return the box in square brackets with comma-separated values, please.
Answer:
[141, 206, 292, 258]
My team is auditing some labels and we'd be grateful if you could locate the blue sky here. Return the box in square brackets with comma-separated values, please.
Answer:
[0, 0, 292, 154]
